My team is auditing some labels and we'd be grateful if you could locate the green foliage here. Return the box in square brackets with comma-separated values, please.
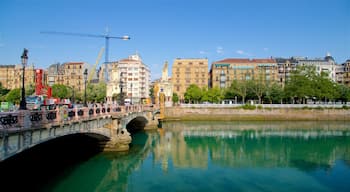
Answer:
[227, 80, 248, 104]
[266, 83, 284, 104]
[5, 88, 21, 104]
[203, 87, 223, 103]
[52, 84, 69, 98]
[247, 79, 266, 104]
[241, 104, 256, 110]
[172, 92, 179, 104]
[86, 82, 106, 102]
[284, 65, 341, 104]
[0, 83, 10, 101]
[25, 83, 35, 96]
[184, 84, 202, 103]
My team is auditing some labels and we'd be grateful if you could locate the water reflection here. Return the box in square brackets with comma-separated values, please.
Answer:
[157, 121, 350, 171]
[46, 121, 350, 191]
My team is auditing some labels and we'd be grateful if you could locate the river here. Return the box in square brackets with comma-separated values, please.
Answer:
[2, 121, 350, 191]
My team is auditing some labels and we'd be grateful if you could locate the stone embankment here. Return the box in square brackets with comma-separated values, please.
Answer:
[164, 107, 350, 121]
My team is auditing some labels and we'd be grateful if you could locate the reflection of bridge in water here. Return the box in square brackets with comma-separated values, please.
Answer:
[0, 105, 160, 162]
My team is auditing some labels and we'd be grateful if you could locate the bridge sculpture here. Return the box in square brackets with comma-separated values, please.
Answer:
[0, 104, 160, 162]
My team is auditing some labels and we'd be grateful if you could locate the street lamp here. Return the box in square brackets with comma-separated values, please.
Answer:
[19, 49, 28, 110]
[83, 69, 88, 107]
[130, 83, 133, 105]
[119, 72, 124, 105]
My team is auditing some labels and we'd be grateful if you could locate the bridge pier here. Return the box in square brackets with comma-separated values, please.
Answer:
[101, 118, 132, 152]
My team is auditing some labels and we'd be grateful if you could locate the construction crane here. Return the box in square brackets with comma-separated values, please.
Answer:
[41, 30, 130, 82]
[88, 47, 104, 83]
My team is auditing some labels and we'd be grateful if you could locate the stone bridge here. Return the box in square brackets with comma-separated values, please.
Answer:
[0, 104, 160, 162]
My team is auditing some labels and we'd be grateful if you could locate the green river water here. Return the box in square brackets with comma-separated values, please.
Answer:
[2, 121, 350, 191]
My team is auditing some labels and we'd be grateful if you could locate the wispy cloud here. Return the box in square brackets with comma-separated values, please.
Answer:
[263, 47, 269, 52]
[236, 50, 252, 56]
[199, 50, 208, 55]
[216, 46, 224, 54]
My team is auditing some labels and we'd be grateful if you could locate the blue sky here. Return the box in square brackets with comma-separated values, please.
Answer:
[0, 0, 349, 79]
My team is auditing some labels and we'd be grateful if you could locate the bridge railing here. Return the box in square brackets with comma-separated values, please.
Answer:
[0, 104, 157, 131]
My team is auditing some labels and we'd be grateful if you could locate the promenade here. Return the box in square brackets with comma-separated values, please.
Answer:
[164, 104, 350, 121]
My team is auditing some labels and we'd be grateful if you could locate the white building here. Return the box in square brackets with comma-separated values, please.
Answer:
[106, 54, 151, 104]
[296, 53, 336, 81]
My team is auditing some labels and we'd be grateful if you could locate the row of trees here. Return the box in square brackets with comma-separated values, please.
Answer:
[183, 65, 350, 104]
[0, 82, 106, 104]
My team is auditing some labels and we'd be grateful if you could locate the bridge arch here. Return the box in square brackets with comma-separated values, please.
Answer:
[126, 116, 148, 134]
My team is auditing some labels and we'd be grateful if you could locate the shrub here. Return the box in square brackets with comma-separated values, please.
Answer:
[242, 104, 256, 110]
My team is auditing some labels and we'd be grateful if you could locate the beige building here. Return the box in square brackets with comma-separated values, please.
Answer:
[47, 62, 86, 92]
[171, 58, 208, 100]
[210, 58, 278, 89]
[0, 64, 35, 90]
[337, 59, 350, 87]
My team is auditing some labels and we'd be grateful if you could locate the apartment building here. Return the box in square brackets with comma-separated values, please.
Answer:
[106, 54, 151, 104]
[210, 58, 278, 89]
[0, 64, 35, 90]
[296, 53, 336, 81]
[47, 62, 86, 92]
[0, 65, 16, 89]
[336, 59, 350, 87]
[171, 58, 208, 100]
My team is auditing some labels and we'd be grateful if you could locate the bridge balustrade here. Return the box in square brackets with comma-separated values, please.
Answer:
[0, 104, 153, 131]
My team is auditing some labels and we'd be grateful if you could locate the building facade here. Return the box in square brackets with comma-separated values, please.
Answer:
[336, 59, 350, 87]
[106, 54, 151, 104]
[275, 58, 298, 87]
[210, 58, 278, 89]
[295, 53, 336, 81]
[171, 58, 208, 100]
[153, 61, 173, 107]
[0, 65, 16, 89]
[0, 64, 35, 90]
[47, 62, 86, 92]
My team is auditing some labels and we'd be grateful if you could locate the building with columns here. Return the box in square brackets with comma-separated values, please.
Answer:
[106, 54, 151, 104]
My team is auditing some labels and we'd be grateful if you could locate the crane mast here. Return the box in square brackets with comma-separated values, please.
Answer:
[88, 47, 104, 83]
[41, 30, 130, 82]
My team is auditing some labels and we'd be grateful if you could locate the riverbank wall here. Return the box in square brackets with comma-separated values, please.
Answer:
[164, 107, 350, 121]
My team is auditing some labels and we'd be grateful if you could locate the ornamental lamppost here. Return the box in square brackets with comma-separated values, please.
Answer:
[119, 72, 124, 105]
[83, 69, 88, 107]
[19, 49, 28, 110]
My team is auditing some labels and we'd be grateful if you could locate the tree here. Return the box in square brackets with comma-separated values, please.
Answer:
[266, 83, 284, 104]
[0, 83, 10, 101]
[5, 88, 21, 104]
[285, 65, 315, 104]
[228, 80, 248, 104]
[248, 79, 266, 104]
[184, 84, 202, 103]
[206, 87, 223, 103]
[172, 92, 179, 105]
[87, 82, 106, 103]
[25, 83, 35, 96]
[52, 84, 69, 98]
[337, 84, 350, 103]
